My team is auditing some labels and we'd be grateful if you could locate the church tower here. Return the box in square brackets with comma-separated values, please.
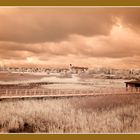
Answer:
[69, 64, 73, 71]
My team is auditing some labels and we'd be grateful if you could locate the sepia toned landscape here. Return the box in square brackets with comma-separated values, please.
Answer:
[0, 7, 140, 133]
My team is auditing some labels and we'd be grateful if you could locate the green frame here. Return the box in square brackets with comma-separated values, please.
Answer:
[0, 0, 140, 6]
[0, 0, 140, 140]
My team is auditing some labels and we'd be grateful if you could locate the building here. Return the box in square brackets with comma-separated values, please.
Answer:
[69, 64, 88, 74]
[125, 80, 140, 91]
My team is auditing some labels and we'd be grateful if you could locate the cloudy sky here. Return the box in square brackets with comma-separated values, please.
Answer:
[0, 7, 140, 69]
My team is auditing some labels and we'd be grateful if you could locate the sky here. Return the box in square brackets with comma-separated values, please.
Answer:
[0, 7, 140, 69]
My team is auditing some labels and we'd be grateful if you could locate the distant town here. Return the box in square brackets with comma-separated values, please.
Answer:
[0, 64, 140, 80]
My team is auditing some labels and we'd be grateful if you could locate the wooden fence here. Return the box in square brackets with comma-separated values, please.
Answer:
[0, 87, 140, 98]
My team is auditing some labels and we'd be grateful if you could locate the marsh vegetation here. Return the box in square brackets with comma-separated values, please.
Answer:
[0, 95, 140, 133]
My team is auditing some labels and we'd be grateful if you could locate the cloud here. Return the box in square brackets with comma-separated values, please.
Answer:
[1, 23, 140, 63]
[0, 7, 140, 68]
[0, 8, 116, 43]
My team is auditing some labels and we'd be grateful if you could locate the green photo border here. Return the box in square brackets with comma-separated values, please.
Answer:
[0, 0, 140, 140]
[1, 134, 140, 140]
[0, 0, 140, 6]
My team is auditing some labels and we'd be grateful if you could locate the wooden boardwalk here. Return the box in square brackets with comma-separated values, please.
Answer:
[1, 93, 139, 100]
[0, 88, 140, 100]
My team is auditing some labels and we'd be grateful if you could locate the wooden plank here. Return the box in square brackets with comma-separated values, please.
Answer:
[1, 87, 140, 100]
[0, 93, 140, 100]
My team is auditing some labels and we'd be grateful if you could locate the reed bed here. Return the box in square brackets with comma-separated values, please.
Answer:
[0, 95, 140, 133]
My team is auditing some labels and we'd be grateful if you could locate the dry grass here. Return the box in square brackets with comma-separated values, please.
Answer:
[1, 95, 140, 133]
[0, 72, 46, 82]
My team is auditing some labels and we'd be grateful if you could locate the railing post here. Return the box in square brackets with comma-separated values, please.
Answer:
[6, 89, 8, 96]
[9, 90, 11, 96]
[25, 89, 27, 96]
[16, 89, 18, 96]
[29, 89, 31, 96]
[34, 89, 36, 95]
[100, 88, 102, 94]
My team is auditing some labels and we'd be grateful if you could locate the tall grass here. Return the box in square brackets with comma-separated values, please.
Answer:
[0, 95, 140, 133]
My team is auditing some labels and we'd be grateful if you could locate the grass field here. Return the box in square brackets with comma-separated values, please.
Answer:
[0, 72, 46, 82]
[0, 72, 139, 133]
[0, 72, 128, 98]
[1, 94, 140, 133]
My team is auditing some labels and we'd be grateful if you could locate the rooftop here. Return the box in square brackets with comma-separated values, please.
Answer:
[125, 80, 140, 84]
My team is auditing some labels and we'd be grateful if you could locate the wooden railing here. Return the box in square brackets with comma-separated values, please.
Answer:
[0, 87, 140, 98]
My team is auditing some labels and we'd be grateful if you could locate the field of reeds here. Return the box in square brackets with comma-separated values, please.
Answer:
[1, 94, 140, 133]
